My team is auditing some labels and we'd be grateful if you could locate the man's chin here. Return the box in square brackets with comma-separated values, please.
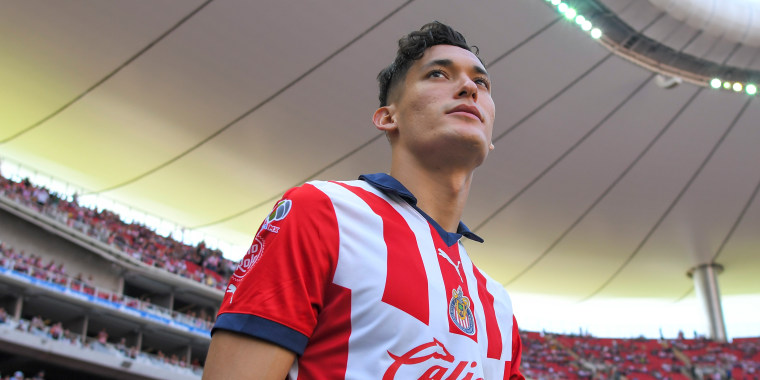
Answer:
[424, 137, 490, 167]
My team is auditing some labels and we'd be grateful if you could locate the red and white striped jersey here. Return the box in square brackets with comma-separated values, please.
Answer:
[213, 174, 524, 380]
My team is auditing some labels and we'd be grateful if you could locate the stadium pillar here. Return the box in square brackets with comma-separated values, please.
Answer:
[116, 276, 124, 294]
[12, 295, 22, 320]
[79, 315, 89, 344]
[688, 263, 727, 342]
[154, 292, 174, 311]
[184, 345, 192, 366]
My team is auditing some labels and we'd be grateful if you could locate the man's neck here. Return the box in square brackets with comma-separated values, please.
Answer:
[390, 155, 474, 233]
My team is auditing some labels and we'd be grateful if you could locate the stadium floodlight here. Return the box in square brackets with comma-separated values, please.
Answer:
[558, 3, 569, 13]
[581, 21, 593, 31]
[733, 82, 743, 92]
[575, 15, 586, 25]
[590, 28, 602, 39]
[723, 82, 731, 89]
[565, 8, 577, 19]
[551, 0, 561, 5]
[746, 84, 757, 95]
[709, 78, 722, 89]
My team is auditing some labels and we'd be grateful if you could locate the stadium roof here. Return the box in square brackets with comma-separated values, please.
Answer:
[2, 0, 760, 321]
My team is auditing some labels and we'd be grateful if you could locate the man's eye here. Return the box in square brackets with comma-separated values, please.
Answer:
[428, 70, 446, 78]
[475, 78, 491, 89]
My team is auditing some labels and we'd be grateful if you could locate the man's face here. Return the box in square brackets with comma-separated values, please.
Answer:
[389, 44, 495, 167]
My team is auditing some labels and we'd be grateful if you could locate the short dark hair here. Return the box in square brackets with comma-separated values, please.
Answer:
[377, 21, 480, 107]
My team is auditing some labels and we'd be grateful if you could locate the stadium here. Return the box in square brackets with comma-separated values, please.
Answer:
[2, 0, 760, 378]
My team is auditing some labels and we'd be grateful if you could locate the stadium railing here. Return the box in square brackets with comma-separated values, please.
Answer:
[0, 256, 213, 335]
[0, 317, 203, 379]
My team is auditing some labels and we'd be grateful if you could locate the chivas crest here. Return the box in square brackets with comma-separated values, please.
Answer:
[448, 286, 475, 335]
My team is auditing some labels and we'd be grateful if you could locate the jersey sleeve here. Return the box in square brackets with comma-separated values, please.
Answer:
[211, 183, 340, 355]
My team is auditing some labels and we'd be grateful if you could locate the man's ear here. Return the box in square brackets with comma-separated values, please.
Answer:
[372, 106, 397, 133]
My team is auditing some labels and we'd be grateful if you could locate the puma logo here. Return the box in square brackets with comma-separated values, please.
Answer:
[226, 284, 237, 304]
[437, 248, 463, 281]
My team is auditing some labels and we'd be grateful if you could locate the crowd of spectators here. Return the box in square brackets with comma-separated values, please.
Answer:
[0, 370, 45, 380]
[519, 331, 760, 380]
[553, 334, 688, 380]
[520, 331, 592, 379]
[670, 336, 760, 379]
[0, 174, 237, 290]
[0, 242, 213, 331]
[0, 309, 202, 378]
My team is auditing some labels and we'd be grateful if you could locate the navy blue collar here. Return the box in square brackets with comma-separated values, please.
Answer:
[358, 173, 484, 246]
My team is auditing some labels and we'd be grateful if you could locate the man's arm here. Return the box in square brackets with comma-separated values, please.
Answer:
[206, 186, 339, 379]
[203, 330, 295, 379]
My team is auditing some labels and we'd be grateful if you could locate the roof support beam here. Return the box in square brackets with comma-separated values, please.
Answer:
[688, 262, 727, 342]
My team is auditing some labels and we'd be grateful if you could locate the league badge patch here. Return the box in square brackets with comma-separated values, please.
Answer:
[260, 199, 292, 234]
[449, 286, 476, 335]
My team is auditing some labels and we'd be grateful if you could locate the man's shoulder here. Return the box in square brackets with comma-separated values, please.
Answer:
[278, 179, 410, 223]
[273, 179, 372, 212]
[284, 179, 375, 200]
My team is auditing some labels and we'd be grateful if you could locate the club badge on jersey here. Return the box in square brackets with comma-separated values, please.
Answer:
[449, 286, 475, 335]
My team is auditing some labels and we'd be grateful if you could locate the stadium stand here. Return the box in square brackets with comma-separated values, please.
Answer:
[2, 172, 760, 379]
[0, 175, 235, 291]
[517, 331, 760, 380]
[0, 173, 217, 379]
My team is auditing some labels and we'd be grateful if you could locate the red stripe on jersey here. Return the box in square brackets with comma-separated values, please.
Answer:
[505, 316, 525, 379]
[430, 224, 478, 341]
[297, 283, 352, 379]
[473, 266, 502, 359]
[336, 183, 429, 325]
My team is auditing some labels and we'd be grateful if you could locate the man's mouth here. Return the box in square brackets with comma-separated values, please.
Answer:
[447, 104, 482, 121]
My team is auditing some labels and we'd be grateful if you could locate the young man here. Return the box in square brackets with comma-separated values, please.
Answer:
[204, 22, 524, 379]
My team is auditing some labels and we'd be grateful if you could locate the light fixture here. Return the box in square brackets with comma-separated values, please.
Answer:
[655, 74, 682, 89]
[545, 1, 603, 43]
[542, 0, 756, 96]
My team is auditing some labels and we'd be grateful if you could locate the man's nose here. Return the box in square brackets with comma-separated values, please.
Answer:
[457, 78, 478, 100]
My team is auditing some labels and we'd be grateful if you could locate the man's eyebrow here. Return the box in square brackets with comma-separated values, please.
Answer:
[422, 59, 490, 77]
[422, 59, 454, 70]
[473, 65, 489, 77]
